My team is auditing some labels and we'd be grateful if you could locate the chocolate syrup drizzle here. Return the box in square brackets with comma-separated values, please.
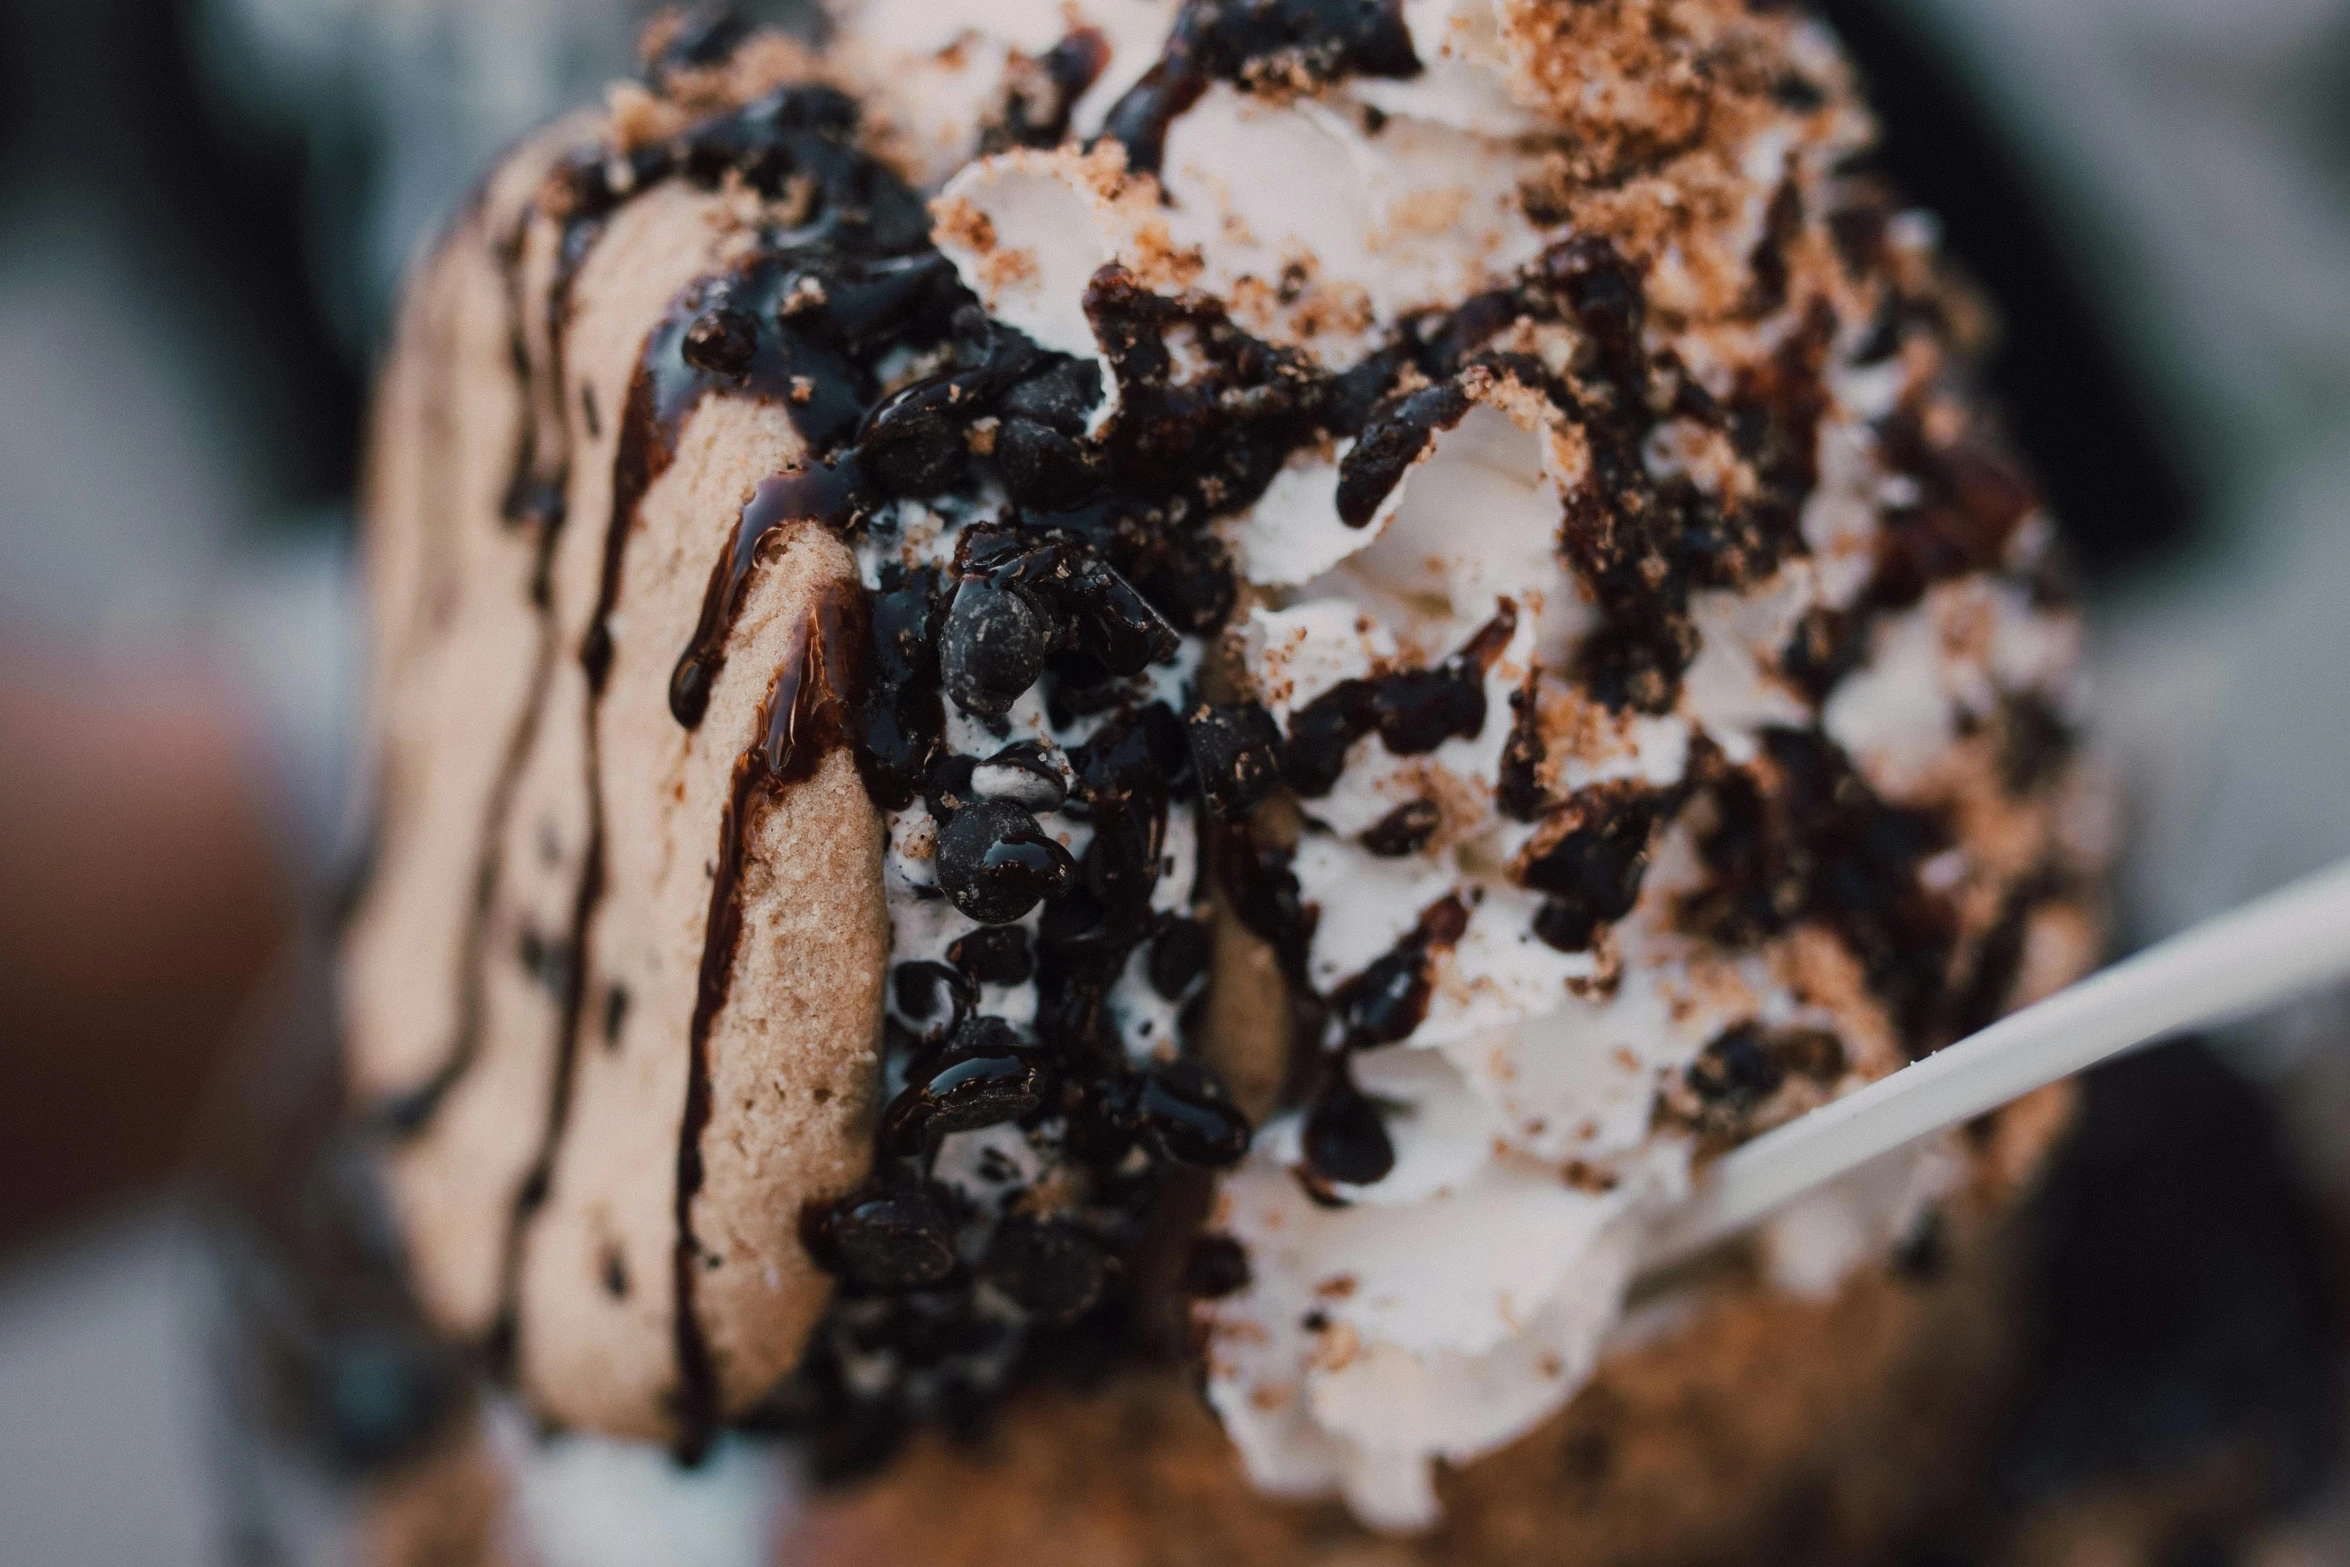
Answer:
[375, 192, 585, 1136]
[675, 585, 865, 1449]
[1100, 0, 1421, 174]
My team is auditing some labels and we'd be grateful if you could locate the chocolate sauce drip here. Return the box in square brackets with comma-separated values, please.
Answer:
[671, 458, 867, 725]
[1947, 866, 2074, 1041]
[1328, 893, 1470, 1050]
[495, 208, 569, 535]
[1516, 780, 1680, 953]
[1495, 673, 1549, 822]
[1541, 237, 1824, 714]
[1679, 728, 1960, 1056]
[488, 816, 604, 1371]
[1281, 602, 1516, 797]
[1302, 1057, 1395, 1187]
[1869, 404, 2041, 609]
[675, 581, 866, 1455]
[1671, 1020, 1847, 1152]
[1360, 798, 1442, 858]
[1100, 0, 1421, 174]
[985, 28, 1113, 154]
[1082, 265, 1330, 525]
[473, 85, 951, 1454]
[587, 250, 915, 690]
[642, 5, 757, 82]
[1293, 893, 1470, 1188]
[1335, 380, 1471, 527]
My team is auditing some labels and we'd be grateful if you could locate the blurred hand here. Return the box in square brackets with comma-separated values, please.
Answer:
[0, 640, 289, 1254]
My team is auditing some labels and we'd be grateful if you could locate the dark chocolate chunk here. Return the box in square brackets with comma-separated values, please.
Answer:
[891, 960, 974, 1045]
[983, 1218, 1110, 1323]
[971, 740, 1069, 812]
[1516, 784, 1670, 948]
[996, 416, 1104, 508]
[1687, 1023, 1784, 1109]
[1147, 916, 1212, 999]
[940, 583, 1053, 718]
[1000, 354, 1104, 433]
[878, 1019, 1052, 1154]
[935, 798, 1078, 924]
[1133, 1059, 1252, 1167]
[680, 305, 760, 377]
[1185, 701, 1283, 820]
[947, 925, 1035, 987]
[1181, 1234, 1252, 1299]
[821, 1184, 959, 1290]
[1302, 1063, 1394, 1186]
[1361, 798, 1441, 857]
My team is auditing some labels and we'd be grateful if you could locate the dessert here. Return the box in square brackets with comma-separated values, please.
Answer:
[341, 0, 2107, 1556]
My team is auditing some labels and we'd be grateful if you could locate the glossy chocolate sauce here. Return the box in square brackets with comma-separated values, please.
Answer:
[1100, 0, 1420, 174]
[1299, 892, 1470, 1187]
[671, 458, 866, 726]
[674, 583, 866, 1451]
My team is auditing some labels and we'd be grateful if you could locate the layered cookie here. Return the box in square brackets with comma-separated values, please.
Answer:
[341, 0, 2107, 1548]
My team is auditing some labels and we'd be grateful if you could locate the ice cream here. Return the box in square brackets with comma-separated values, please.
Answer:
[341, 0, 2106, 1546]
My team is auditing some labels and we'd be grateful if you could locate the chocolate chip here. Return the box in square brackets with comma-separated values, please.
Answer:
[1283, 680, 1379, 798]
[1518, 786, 1666, 943]
[940, 582, 1052, 718]
[1133, 1059, 1251, 1167]
[971, 740, 1068, 811]
[680, 305, 758, 376]
[1532, 898, 1602, 952]
[1185, 701, 1283, 821]
[996, 417, 1103, 509]
[924, 751, 979, 821]
[983, 1218, 1110, 1323]
[891, 960, 973, 1044]
[859, 375, 978, 497]
[947, 925, 1034, 986]
[935, 798, 1077, 924]
[1181, 1234, 1252, 1299]
[1360, 798, 1440, 857]
[878, 1018, 1051, 1153]
[1059, 555, 1180, 676]
[1147, 916, 1211, 999]
[1001, 356, 1104, 433]
[1302, 1064, 1393, 1186]
[822, 1185, 959, 1290]
[1688, 1023, 1783, 1109]
[1374, 665, 1485, 754]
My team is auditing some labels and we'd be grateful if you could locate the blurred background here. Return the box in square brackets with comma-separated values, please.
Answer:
[0, 0, 2347, 1561]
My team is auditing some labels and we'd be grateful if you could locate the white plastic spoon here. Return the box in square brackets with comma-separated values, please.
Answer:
[1638, 855, 2350, 1274]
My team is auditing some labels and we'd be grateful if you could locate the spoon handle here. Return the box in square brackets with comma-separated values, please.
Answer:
[1641, 856, 2350, 1271]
